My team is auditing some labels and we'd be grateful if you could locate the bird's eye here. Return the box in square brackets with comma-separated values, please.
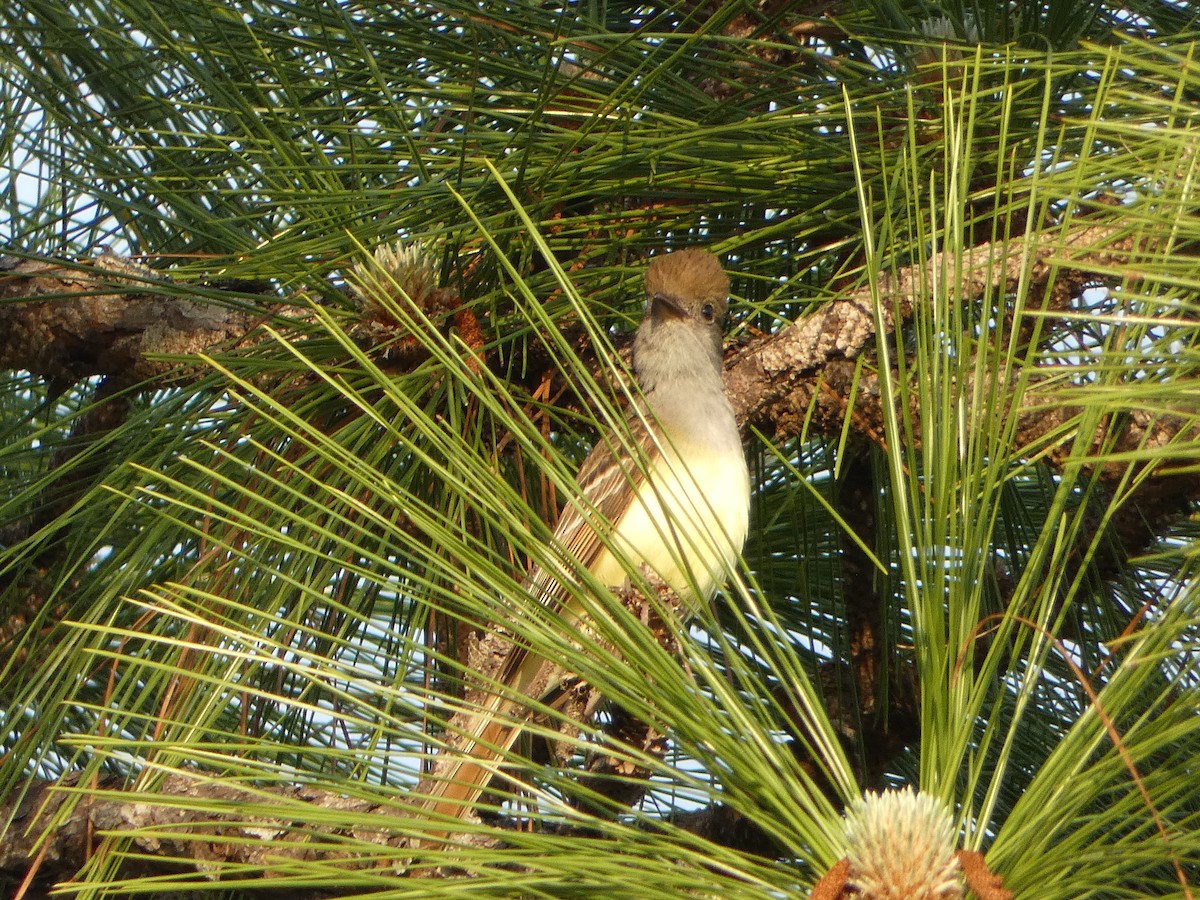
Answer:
[700, 303, 715, 322]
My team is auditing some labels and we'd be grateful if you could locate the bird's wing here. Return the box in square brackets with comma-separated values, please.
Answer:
[465, 412, 662, 725]
[524, 412, 660, 609]
[409, 415, 661, 840]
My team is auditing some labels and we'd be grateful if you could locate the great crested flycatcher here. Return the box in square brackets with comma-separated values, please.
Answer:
[413, 248, 750, 833]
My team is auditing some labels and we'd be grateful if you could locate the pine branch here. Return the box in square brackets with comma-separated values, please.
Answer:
[0, 252, 259, 383]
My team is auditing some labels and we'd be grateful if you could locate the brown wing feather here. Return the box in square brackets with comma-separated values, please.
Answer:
[490, 412, 659, 697]
[528, 413, 659, 602]
[411, 414, 661, 838]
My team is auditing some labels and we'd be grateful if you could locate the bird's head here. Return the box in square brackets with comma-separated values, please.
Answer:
[633, 248, 730, 389]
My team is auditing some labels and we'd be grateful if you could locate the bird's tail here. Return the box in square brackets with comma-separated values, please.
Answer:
[408, 646, 564, 845]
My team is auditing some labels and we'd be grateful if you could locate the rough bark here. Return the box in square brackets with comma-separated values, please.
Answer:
[0, 770, 404, 898]
[0, 252, 258, 383]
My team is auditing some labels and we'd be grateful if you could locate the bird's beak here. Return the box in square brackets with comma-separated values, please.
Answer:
[650, 291, 688, 321]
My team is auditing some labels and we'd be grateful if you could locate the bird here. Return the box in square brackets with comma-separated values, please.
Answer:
[411, 247, 750, 838]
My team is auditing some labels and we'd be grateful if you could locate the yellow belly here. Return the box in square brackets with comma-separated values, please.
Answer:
[590, 442, 750, 607]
